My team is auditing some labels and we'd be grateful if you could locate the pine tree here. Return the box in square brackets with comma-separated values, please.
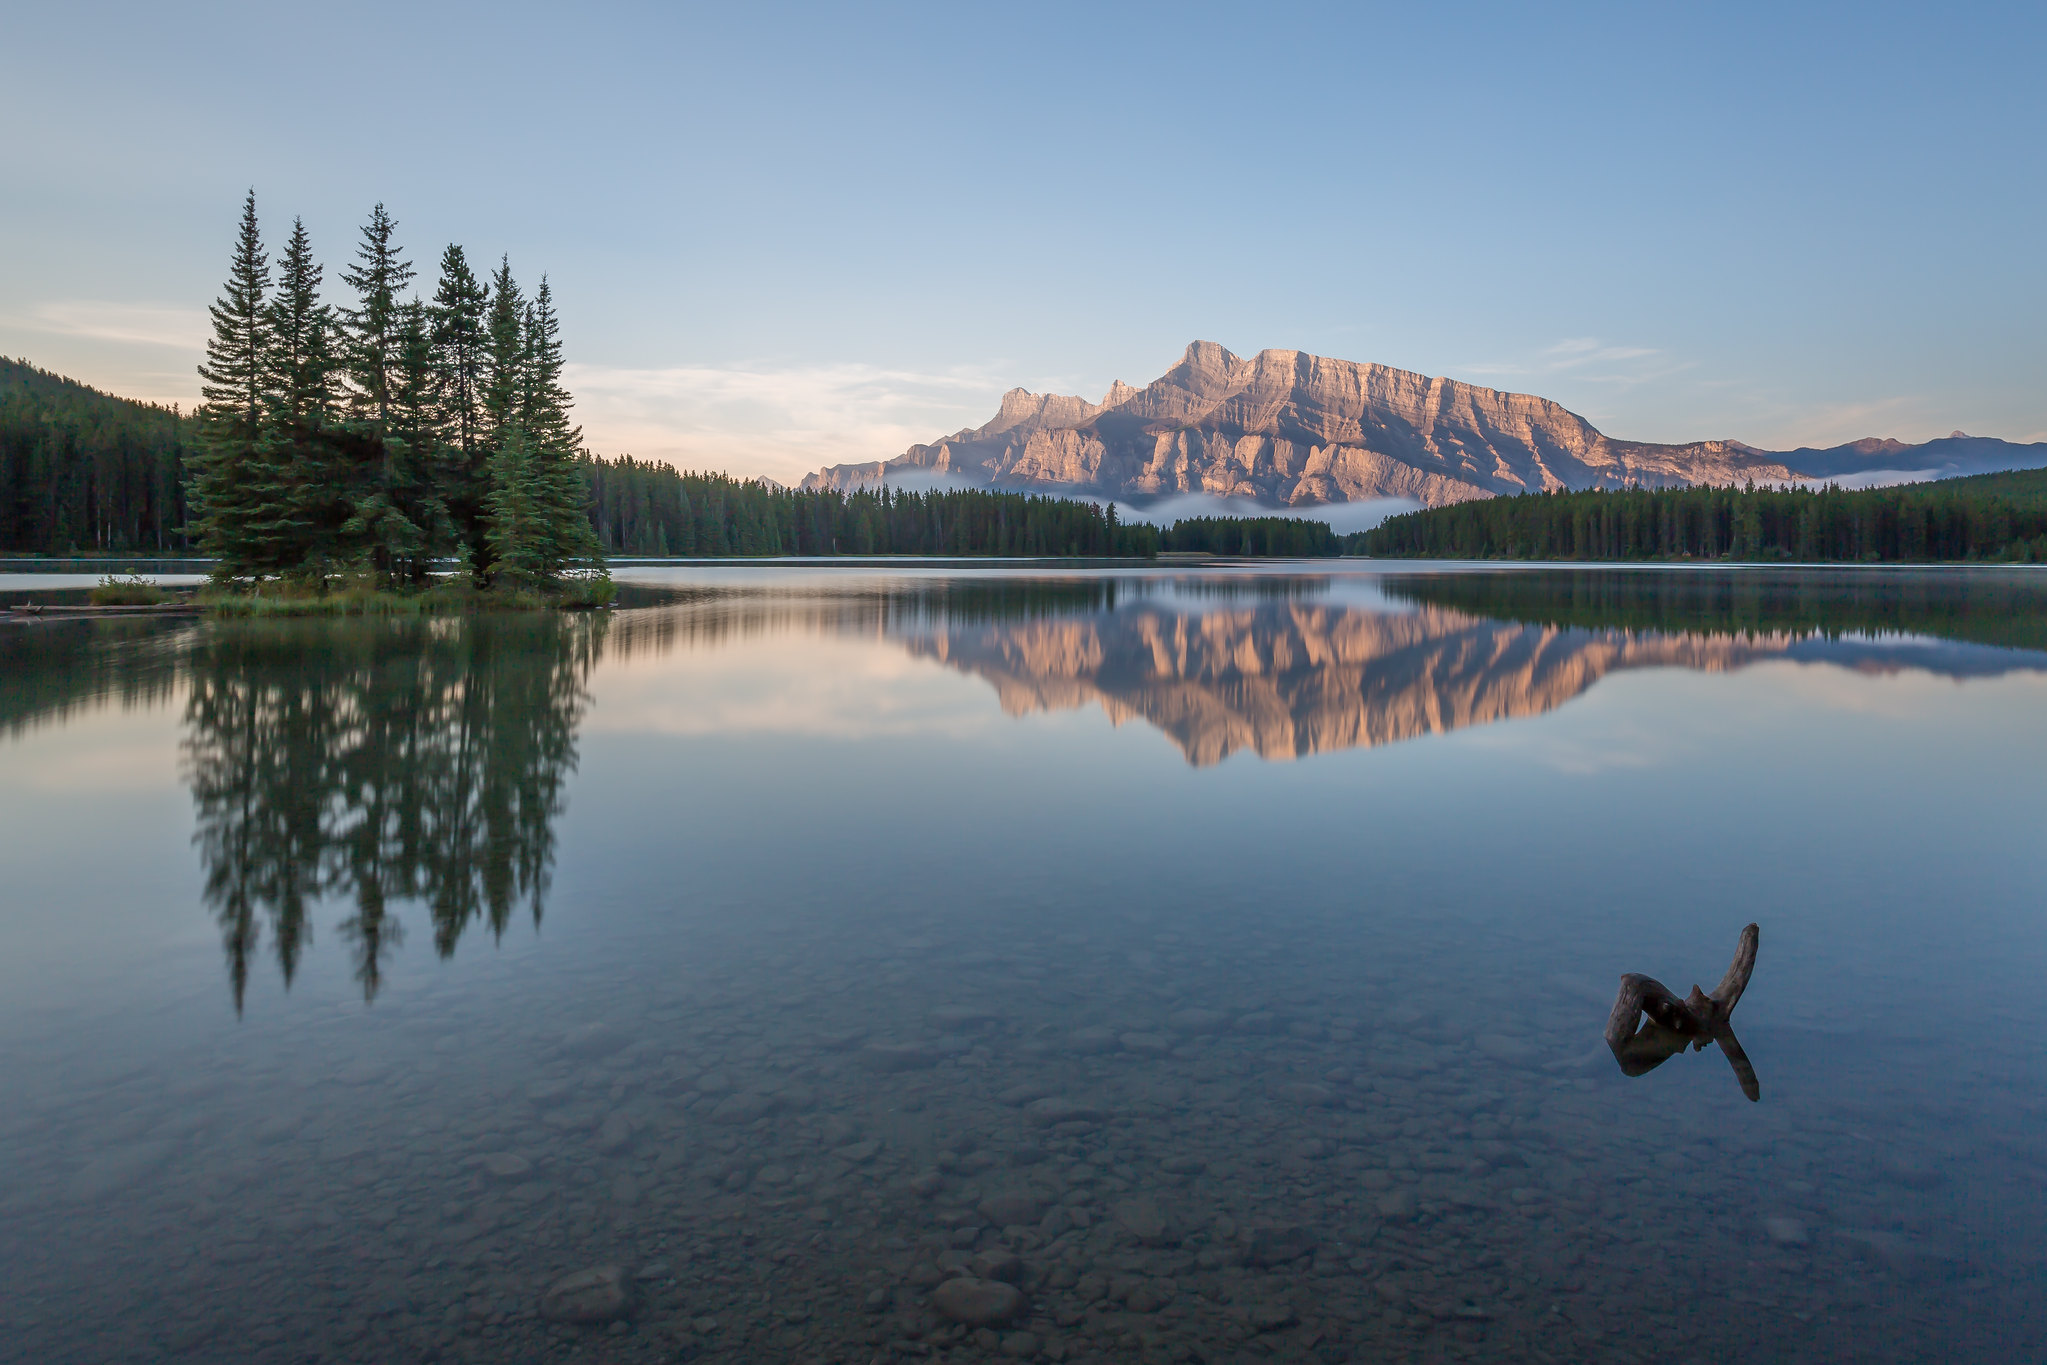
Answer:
[190, 190, 277, 577]
[338, 205, 423, 578]
[483, 422, 548, 587]
[386, 298, 455, 582]
[430, 244, 492, 577]
[518, 276, 603, 575]
[339, 204, 416, 429]
[483, 256, 524, 448]
[263, 215, 340, 574]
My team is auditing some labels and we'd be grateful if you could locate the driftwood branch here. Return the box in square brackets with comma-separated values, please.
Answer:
[1605, 924, 1760, 1101]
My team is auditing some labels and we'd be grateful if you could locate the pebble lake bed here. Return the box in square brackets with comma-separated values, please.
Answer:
[1, 563, 2043, 1364]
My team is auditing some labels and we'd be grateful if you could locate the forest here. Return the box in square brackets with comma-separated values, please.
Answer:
[585, 458, 1351, 559]
[1354, 470, 2047, 562]
[1156, 516, 1340, 557]
[584, 461, 1161, 557]
[0, 358, 190, 554]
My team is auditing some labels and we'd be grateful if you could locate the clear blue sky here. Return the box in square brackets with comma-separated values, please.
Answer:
[4, 1, 2042, 483]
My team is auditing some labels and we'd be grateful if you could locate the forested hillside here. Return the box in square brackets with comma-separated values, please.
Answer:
[586, 460, 1161, 556]
[1356, 470, 2047, 562]
[0, 358, 190, 554]
[1156, 516, 1339, 557]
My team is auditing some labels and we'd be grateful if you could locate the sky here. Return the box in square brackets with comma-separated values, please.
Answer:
[4, 1, 2044, 486]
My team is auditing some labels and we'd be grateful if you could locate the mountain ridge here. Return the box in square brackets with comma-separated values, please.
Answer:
[800, 342, 2047, 507]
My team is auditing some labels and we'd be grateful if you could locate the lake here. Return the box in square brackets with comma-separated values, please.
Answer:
[1, 562, 2043, 1365]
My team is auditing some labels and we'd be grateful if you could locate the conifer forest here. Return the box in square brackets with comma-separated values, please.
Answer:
[1355, 472, 2047, 562]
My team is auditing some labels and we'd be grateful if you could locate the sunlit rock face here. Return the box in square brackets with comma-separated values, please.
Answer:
[801, 341, 2047, 507]
[802, 341, 1799, 507]
[898, 599, 1782, 766]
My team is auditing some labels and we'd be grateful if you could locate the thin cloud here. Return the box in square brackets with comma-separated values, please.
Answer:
[1461, 337, 1680, 389]
[1539, 338, 1659, 365]
[18, 301, 207, 351]
[565, 359, 1009, 484]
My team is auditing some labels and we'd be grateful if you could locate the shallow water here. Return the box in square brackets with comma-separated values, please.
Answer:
[1, 563, 2044, 1364]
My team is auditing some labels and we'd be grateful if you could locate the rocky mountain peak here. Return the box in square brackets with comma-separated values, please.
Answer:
[797, 343, 2047, 504]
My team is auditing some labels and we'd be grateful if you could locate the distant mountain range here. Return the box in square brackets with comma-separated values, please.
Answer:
[801, 341, 2047, 508]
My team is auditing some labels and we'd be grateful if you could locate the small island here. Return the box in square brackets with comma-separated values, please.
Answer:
[180, 194, 609, 612]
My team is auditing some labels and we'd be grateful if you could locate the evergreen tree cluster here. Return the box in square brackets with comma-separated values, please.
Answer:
[188, 192, 602, 588]
[0, 358, 190, 554]
[1156, 516, 1340, 557]
[1355, 472, 2047, 562]
[584, 462, 1165, 557]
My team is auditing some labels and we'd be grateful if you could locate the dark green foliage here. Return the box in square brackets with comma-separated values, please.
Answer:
[88, 572, 168, 606]
[430, 245, 492, 574]
[1356, 470, 2047, 562]
[1383, 566, 2047, 654]
[178, 196, 605, 592]
[0, 358, 190, 553]
[336, 205, 447, 580]
[338, 203, 416, 428]
[260, 215, 340, 572]
[190, 190, 295, 573]
[1157, 516, 1340, 556]
[484, 424, 550, 586]
[512, 278, 602, 576]
[582, 462, 1165, 557]
[483, 256, 524, 442]
[581, 460, 1367, 558]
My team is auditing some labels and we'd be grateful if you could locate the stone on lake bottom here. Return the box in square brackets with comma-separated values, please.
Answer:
[559, 1023, 625, 1060]
[929, 1276, 1025, 1328]
[539, 1265, 631, 1323]
[1765, 1216, 1810, 1245]
[979, 1191, 1047, 1226]
[1024, 1097, 1105, 1126]
[860, 1042, 941, 1072]
[1242, 1222, 1317, 1266]
[1251, 1302, 1299, 1331]
[474, 1152, 532, 1180]
[1112, 1195, 1178, 1245]
[969, 1247, 1023, 1283]
[1063, 1027, 1120, 1055]
[1274, 1082, 1335, 1106]
[709, 1092, 783, 1124]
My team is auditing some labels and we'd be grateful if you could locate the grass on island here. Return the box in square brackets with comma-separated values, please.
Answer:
[87, 573, 169, 606]
[198, 572, 616, 617]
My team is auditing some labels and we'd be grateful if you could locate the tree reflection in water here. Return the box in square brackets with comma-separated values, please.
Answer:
[181, 612, 625, 1009]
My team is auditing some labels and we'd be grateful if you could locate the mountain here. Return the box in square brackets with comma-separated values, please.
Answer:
[800, 342, 2047, 508]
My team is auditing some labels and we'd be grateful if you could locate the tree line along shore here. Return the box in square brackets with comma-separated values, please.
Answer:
[1354, 471, 2047, 562]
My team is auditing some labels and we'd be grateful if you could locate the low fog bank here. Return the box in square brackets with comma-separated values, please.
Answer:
[871, 470, 1418, 533]
[1787, 468, 1986, 492]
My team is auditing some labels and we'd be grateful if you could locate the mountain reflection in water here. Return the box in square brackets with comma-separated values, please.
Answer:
[891, 569, 2047, 766]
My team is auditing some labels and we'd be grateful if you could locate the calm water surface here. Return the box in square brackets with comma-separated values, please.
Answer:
[1, 564, 2044, 1365]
